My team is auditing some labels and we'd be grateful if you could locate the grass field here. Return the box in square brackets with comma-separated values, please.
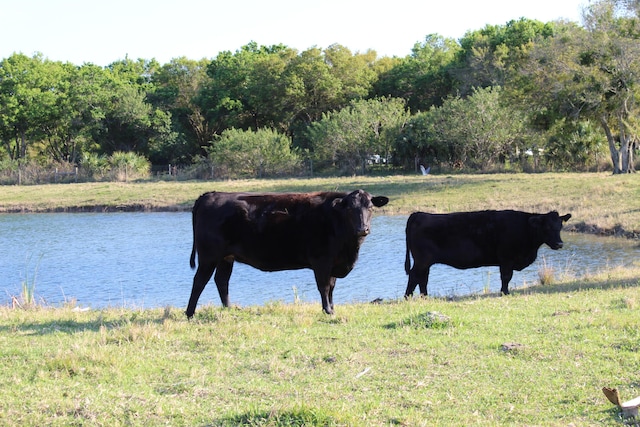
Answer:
[1, 173, 639, 425]
[1, 273, 640, 426]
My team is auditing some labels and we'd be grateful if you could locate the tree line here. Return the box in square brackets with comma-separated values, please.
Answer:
[1, 0, 638, 183]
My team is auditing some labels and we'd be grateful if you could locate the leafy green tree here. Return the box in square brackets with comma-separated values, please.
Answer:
[150, 57, 212, 162]
[200, 42, 298, 134]
[0, 53, 60, 160]
[207, 128, 301, 178]
[373, 34, 460, 111]
[307, 97, 409, 175]
[37, 62, 111, 164]
[90, 59, 176, 158]
[455, 18, 555, 96]
[200, 42, 382, 152]
[322, 44, 378, 101]
[523, 1, 640, 173]
[396, 87, 525, 170]
[283, 46, 344, 147]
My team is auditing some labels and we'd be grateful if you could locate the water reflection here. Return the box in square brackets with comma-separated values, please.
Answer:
[1, 213, 637, 309]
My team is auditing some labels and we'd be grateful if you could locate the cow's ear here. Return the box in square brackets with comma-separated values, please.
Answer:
[331, 197, 345, 209]
[372, 196, 389, 207]
[561, 213, 571, 223]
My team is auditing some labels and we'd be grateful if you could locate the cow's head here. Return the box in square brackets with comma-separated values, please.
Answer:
[529, 211, 571, 249]
[332, 190, 389, 237]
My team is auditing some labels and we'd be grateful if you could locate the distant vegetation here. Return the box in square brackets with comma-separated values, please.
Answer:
[1, 0, 639, 184]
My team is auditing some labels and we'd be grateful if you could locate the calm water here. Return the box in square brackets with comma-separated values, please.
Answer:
[1, 213, 638, 310]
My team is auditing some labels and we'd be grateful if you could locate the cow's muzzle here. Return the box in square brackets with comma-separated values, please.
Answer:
[550, 242, 563, 250]
[357, 228, 370, 237]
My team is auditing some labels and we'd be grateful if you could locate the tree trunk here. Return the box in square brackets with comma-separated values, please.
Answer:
[619, 117, 636, 173]
[20, 130, 27, 159]
[600, 116, 623, 174]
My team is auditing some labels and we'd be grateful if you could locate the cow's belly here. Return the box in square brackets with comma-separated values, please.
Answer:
[231, 246, 310, 272]
[443, 256, 499, 269]
[433, 240, 499, 269]
[226, 242, 310, 271]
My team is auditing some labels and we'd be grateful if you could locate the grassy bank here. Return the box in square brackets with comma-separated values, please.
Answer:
[1, 270, 640, 426]
[1, 172, 639, 237]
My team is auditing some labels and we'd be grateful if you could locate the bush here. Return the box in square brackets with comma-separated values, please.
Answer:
[207, 128, 301, 178]
[81, 153, 109, 180]
[107, 151, 151, 181]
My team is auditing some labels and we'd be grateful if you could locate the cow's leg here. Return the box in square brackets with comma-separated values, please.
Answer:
[405, 265, 429, 298]
[499, 265, 514, 295]
[418, 266, 430, 296]
[327, 276, 337, 312]
[214, 259, 234, 307]
[186, 260, 216, 318]
[313, 267, 335, 315]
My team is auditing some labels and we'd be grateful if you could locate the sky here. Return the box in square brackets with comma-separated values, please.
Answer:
[3, 0, 588, 66]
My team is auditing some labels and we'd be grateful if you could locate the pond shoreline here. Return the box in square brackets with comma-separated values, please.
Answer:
[3, 203, 639, 240]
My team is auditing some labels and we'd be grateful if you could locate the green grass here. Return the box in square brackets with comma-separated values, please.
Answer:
[1, 272, 640, 426]
[1, 173, 639, 235]
[1, 172, 639, 425]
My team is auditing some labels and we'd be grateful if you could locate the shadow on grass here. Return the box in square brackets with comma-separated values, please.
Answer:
[513, 275, 640, 296]
[427, 273, 640, 303]
[0, 306, 176, 336]
[208, 407, 344, 427]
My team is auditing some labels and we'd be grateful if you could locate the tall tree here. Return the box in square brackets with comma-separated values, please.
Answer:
[524, 2, 640, 173]
[201, 42, 297, 134]
[0, 53, 59, 160]
[454, 18, 555, 96]
[151, 57, 212, 162]
[373, 34, 459, 111]
[323, 44, 378, 101]
[91, 58, 175, 157]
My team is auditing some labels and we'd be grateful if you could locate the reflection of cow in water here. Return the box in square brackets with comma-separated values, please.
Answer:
[405, 210, 571, 297]
[186, 190, 389, 318]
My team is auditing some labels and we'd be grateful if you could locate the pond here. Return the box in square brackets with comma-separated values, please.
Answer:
[1, 213, 638, 310]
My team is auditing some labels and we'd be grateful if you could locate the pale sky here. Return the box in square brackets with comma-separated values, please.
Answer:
[3, 0, 588, 66]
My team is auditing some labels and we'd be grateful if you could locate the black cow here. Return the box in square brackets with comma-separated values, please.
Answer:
[186, 190, 389, 317]
[404, 210, 571, 297]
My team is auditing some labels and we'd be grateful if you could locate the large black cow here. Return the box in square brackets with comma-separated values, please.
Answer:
[404, 210, 571, 297]
[186, 190, 389, 317]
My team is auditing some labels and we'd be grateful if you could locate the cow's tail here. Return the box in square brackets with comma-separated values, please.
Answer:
[404, 214, 413, 275]
[190, 196, 200, 269]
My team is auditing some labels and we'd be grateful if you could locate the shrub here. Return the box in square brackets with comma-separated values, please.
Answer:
[207, 128, 301, 178]
[107, 151, 151, 181]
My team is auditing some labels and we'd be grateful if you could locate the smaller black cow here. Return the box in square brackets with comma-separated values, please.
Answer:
[404, 210, 571, 297]
[187, 190, 389, 318]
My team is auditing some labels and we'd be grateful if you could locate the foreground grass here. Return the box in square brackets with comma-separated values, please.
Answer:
[2, 268, 640, 426]
[1, 173, 639, 235]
